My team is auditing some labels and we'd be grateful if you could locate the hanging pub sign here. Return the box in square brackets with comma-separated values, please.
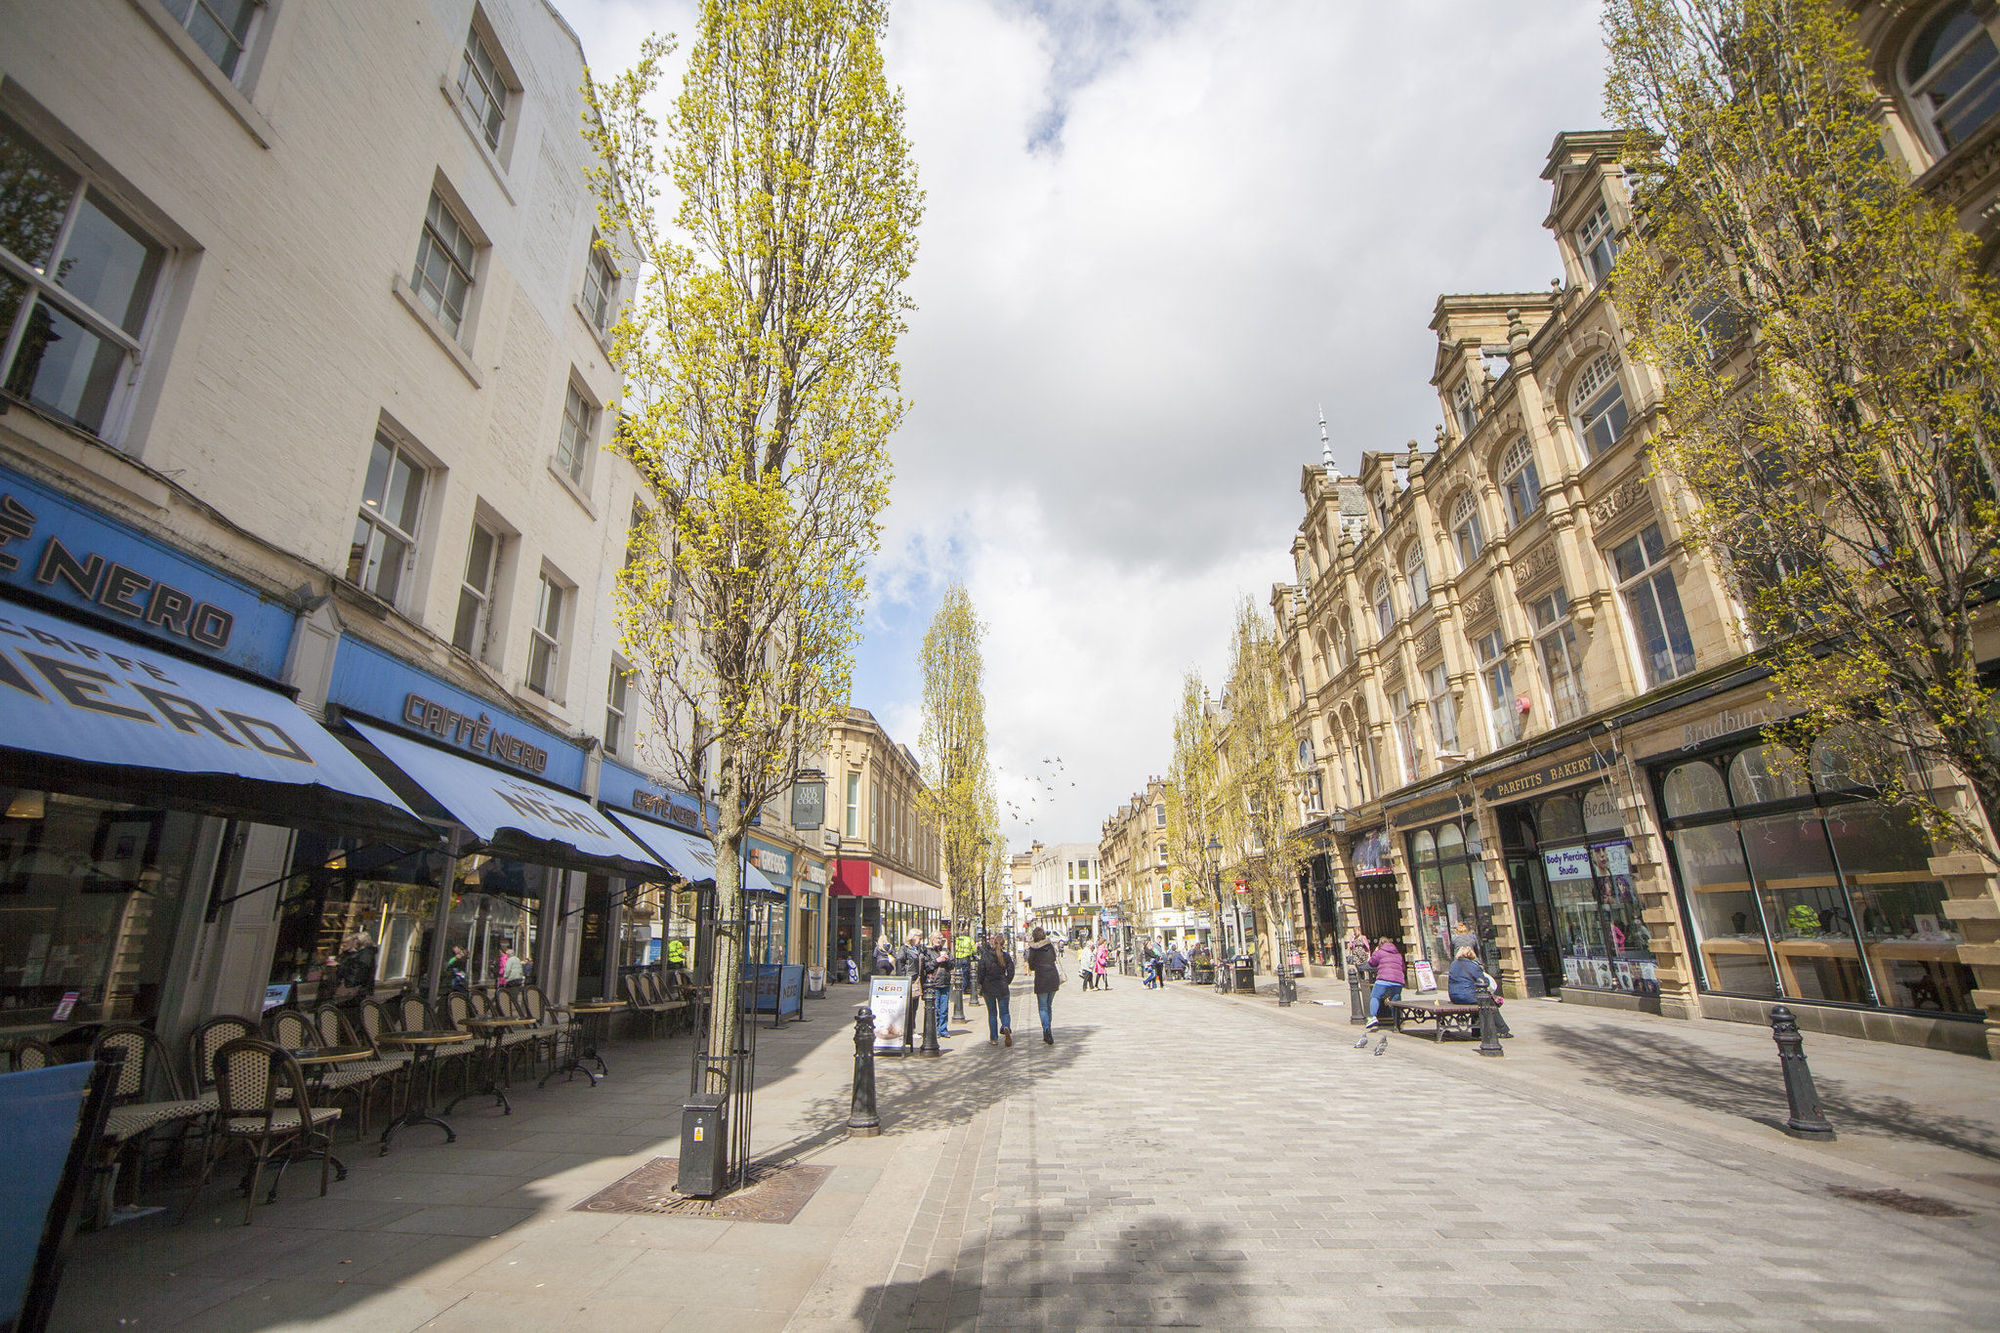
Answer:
[790, 769, 826, 831]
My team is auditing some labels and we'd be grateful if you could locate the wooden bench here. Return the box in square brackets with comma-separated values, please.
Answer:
[1387, 996, 1481, 1041]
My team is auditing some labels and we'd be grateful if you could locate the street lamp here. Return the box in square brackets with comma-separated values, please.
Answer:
[1207, 834, 1228, 992]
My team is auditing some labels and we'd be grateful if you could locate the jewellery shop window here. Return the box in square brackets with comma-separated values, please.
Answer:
[1657, 740, 1975, 1016]
[1, 790, 202, 1028]
[1538, 782, 1657, 996]
[270, 833, 448, 1008]
[447, 853, 555, 993]
[1406, 819, 1494, 970]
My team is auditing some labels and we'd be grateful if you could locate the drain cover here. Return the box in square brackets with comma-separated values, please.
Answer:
[1827, 1186, 1973, 1218]
[572, 1159, 831, 1223]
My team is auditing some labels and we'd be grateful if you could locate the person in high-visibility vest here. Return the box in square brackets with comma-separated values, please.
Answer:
[952, 928, 976, 1007]
[666, 937, 687, 968]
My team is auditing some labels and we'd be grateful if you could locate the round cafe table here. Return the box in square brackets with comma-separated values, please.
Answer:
[373, 1030, 468, 1154]
[448, 1016, 534, 1116]
[540, 1001, 623, 1087]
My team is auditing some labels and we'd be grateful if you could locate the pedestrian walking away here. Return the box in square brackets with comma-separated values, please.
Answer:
[1027, 926, 1062, 1043]
[1079, 941, 1096, 991]
[976, 936, 1016, 1045]
[1365, 937, 1406, 1030]
[1094, 939, 1112, 990]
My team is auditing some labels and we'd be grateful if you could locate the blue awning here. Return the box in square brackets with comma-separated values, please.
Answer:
[350, 722, 663, 877]
[605, 810, 783, 896]
[0, 600, 430, 841]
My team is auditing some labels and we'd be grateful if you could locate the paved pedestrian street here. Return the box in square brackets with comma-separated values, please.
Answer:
[838, 980, 2000, 1331]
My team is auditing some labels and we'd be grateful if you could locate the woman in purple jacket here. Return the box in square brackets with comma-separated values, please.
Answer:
[1365, 938, 1406, 1030]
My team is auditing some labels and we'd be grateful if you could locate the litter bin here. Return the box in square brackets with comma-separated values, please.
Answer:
[677, 1092, 728, 1197]
[1232, 956, 1257, 993]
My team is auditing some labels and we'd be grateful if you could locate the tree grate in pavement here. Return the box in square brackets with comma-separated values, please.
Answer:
[1827, 1186, 1974, 1217]
[571, 1159, 831, 1223]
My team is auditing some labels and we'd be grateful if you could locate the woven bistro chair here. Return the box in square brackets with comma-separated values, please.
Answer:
[395, 993, 431, 1034]
[297, 1005, 402, 1137]
[622, 973, 672, 1039]
[181, 1037, 341, 1226]
[89, 1024, 216, 1219]
[185, 1015, 259, 1098]
[9, 1036, 63, 1070]
[520, 985, 570, 1069]
[482, 988, 542, 1078]
[433, 993, 481, 1093]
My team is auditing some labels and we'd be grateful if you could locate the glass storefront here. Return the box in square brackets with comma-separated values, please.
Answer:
[1405, 818, 1494, 969]
[1498, 781, 1658, 997]
[1657, 740, 1977, 1016]
[0, 789, 202, 1028]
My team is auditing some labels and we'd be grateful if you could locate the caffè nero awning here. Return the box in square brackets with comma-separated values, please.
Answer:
[349, 721, 662, 877]
[0, 599, 430, 842]
[604, 809, 782, 895]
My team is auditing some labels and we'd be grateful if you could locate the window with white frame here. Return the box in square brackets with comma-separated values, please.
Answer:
[457, 16, 510, 152]
[604, 661, 631, 756]
[1154, 802, 1166, 828]
[525, 570, 567, 698]
[1571, 353, 1629, 460]
[555, 379, 595, 485]
[1156, 841, 1168, 867]
[348, 433, 427, 605]
[1532, 589, 1587, 724]
[1392, 689, 1418, 782]
[1404, 541, 1430, 608]
[1452, 378, 1477, 438]
[580, 240, 617, 333]
[1903, 3, 2000, 152]
[411, 191, 476, 340]
[1450, 492, 1484, 571]
[1476, 630, 1517, 748]
[1577, 200, 1619, 284]
[1426, 663, 1459, 755]
[844, 772, 860, 837]
[159, 0, 263, 82]
[870, 779, 880, 843]
[1612, 522, 1698, 687]
[0, 111, 167, 440]
[1372, 575, 1394, 639]
[1500, 437, 1541, 528]
[451, 518, 502, 657]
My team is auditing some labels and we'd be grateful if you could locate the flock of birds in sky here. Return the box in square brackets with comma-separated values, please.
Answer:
[997, 755, 1077, 838]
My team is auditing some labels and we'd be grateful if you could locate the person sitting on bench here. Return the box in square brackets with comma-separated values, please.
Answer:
[1364, 938, 1405, 1030]
[1447, 946, 1512, 1038]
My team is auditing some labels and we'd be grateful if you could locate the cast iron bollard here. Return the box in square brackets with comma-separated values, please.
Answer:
[918, 975, 942, 1057]
[951, 961, 968, 1023]
[1475, 981, 1504, 1057]
[1770, 1005, 1834, 1139]
[1348, 964, 1369, 1026]
[847, 1004, 881, 1136]
[1276, 968, 1295, 1006]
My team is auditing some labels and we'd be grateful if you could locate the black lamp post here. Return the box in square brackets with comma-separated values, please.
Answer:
[1207, 835, 1229, 992]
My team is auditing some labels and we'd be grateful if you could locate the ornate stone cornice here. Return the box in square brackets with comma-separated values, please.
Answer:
[1460, 582, 1495, 624]
[1513, 540, 1561, 591]
[1590, 473, 1651, 530]
[1415, 624, 1443, 662]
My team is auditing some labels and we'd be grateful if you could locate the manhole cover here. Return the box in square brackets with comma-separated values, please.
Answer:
[572, 1160, 831, 1223]
[1827, 1186, 1973, 1218]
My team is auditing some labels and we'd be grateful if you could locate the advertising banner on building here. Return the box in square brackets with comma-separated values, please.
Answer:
[870, 974, 912, 1051]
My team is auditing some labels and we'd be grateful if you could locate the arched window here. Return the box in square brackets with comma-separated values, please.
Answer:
[1404, 541, 1431, 608]
[1727, 743, 1809, 806]
[1662, 761, 1729, 818]
[1372, 575, 1394, 638]
[1905, 2, 2000, 153]
[1450, 492, 1484, 570]
[1571, 353, 1630, 459]
[1500, 437, 1541, 528]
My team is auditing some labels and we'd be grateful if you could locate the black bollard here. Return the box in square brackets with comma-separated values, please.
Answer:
[951, 961, 967, 1024]
[1475, 981, 1504, 1057]
[1348, 964, 1369, 1026]
[847, 1004, 882, 1136]
[1770, 1005, 1834, 1139]
[918, 977, 942, 1057]
[1277, 967, 1294, 1006]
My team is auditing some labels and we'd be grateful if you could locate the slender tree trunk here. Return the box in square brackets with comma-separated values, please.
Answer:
[704, 742, 747, 1097]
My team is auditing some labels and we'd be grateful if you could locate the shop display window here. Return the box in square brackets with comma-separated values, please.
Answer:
[0, 790, 201, 1027]
[270, 834, 447, 1008]
[1407, 820, 1495, 971]
[447, 853, 556, 992]
[1671, 820, 1777, 997]
[1532, 785, 1658, 997]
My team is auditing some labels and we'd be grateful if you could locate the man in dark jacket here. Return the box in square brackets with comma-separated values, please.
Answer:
[974, 938, 1016, 1045]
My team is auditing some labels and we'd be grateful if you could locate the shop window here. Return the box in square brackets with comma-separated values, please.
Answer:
[1661, 760, 1729, 818]
[1671, 821, 1778, 997]
[1727, 743, 1808, 806]
[269, 836, 449, 1008]
[0, 110, 168, 442]
[1534, 783, 1653, 995]
[1409, 819, 1494, 971]
[1613, 523, 1697, 687]
[0, 792, 200, 1027]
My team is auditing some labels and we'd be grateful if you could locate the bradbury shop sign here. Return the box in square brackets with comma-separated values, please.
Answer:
[401, 691, 550, 776]
[1481, 750, 1610, 803]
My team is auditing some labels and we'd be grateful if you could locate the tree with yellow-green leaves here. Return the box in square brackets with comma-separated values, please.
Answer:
[583, 0, 921, 1099]
[917, 583, 996, 930]
[1216, 597, 1314, 969]
[1165, 669, 1224, 961]
[1605, 0, 2000, 859]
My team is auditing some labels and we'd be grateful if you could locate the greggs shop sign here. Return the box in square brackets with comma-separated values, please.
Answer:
[0, 465, 297, 678]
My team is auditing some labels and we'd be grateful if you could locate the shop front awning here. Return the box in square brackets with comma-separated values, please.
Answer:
[828, 856, 943, 910]
[350, 722, 662, 877]
[0, 600, 431, 842]
[603, 810, 782, 896]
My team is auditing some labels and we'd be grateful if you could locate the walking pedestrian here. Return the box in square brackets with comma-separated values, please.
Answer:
[929, 931, 951, 1038]
[1079, 941, 1096, 991]
[1094, 939, 1113, 990]
[1365, 937, 1406, 1030]
[1027, 926, 1062, 1043]
[976, 936, 1016, 1045]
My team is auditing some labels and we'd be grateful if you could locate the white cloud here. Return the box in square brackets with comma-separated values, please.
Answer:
[558, 0, 1607, 851]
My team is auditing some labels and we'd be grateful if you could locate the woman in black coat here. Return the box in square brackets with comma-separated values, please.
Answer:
[1025, 926, 1062, 1044]
[974, 937, 1016, 1046]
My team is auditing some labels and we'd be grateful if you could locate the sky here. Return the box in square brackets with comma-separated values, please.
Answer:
[558, 0, 1610, 856]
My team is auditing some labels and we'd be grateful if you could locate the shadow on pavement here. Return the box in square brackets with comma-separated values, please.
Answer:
[1541, 1022, 2000, 1162]
[856, 1212, 1247, 1331]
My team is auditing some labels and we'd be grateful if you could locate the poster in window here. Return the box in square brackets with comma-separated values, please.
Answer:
[90, 811, 162, 892]
[1543, 846, 1593, 880]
